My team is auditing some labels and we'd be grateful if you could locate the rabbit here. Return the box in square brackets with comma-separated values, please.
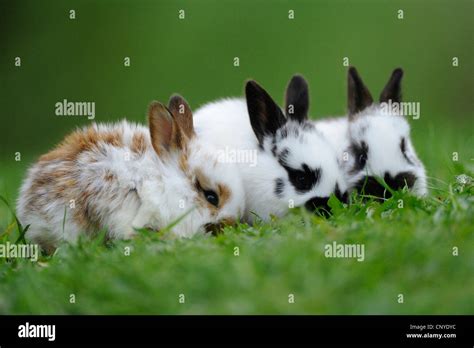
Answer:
[16, 95, 245, 251]
[312, 67, 427, 198]
[193, 76, 348, 223]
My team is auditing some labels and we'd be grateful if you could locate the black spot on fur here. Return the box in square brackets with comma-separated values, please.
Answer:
[400, 137, 414, 165]
[385, 172, 416, 191]
[274, 178, 285, 197]
[335, 183, 348, 203]
[355, 172, 416, 199]
[305, 184, 348, 217]
[279, 127, 288, 139]
[349, 141, 368, 174]
[354, 176, 388, 199]
[282, 163, 321, 193]
[271, 137, 277, 156]
[277, 148, 290, 164]
[305, 196, 331, 217]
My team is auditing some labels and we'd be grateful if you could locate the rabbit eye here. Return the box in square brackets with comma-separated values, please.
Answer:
[292, 170, 313, 190]
[195, 179, 219, 207]
[203, 190, 219, 207]
[350, 141, 368, 173]
[284, 164, 320, 192]
[296, 173, 306, 185]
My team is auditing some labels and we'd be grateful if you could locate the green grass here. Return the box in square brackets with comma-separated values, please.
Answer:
[0, 0, 472, 315]
[0, 171, 472, 314]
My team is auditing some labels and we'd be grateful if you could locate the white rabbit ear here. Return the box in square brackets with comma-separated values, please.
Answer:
[245, 80, 286, 145]
[285, 74, 309, 122]
[168, 94, 195, 139]
[348, 66, 373, 119]
[379, 68, 403, 104]
[148, 101, 185, 157]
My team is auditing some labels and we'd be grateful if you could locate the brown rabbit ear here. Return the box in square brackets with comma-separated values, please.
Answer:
[168, 95, 195, 139]
[379, 68, 403, 104]
[148, 101, 185, 157]
[348, 67, 373, 120]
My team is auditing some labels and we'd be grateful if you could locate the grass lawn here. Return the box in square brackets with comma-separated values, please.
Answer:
[0, 130, 472, 315]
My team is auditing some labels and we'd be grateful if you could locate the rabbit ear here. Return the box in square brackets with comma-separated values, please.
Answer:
[285, 74, 309, 123]
[246, 80, 286, 145]
[348, 67, 373, 119]
[148, 101, 185, 157]
[379, 68, 403, 104]
[168, 94, 195, 139]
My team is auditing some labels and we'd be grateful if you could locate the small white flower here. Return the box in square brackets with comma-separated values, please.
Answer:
[456, 174, 472, 185]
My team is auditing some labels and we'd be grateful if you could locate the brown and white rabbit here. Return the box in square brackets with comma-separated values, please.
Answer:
[16, 95, 245, 251]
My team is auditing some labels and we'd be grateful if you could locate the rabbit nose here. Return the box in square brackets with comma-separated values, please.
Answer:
[337, 191, 349, 204]
[384, 172, 416, 190]
[305, 197, 331, 217]
[204, 223, 224, 235]
[204, 217, 236, 236]
[354, 176, 389, 199]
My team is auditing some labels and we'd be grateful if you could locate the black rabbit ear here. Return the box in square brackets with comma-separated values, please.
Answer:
[245, 80, 287, 146]
[379, 68, 403, 104]
[348, 67, 373, 119]
[285, 74, 309, 123]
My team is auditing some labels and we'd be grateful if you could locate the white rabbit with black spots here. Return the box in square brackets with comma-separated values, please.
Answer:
[313, 67, 427, 198]
[194, 77, 348, 223]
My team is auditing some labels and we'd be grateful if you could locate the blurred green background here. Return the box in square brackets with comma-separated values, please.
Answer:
[0, 0, 473, 213]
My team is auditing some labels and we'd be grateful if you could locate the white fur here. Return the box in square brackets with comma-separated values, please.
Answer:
[194, 98, 348, 222]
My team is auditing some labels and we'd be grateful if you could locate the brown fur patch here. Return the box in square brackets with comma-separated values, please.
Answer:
[40, 127, 124, 162]
[131, 132, 147, 155]
[179, 151, 189, 173]
[73, 188, 100, 234]
[27, 163, 77, 203]
[194, 168, 213, 192]
[104, 171, 116, 182]
[217, 183, 232, 209]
